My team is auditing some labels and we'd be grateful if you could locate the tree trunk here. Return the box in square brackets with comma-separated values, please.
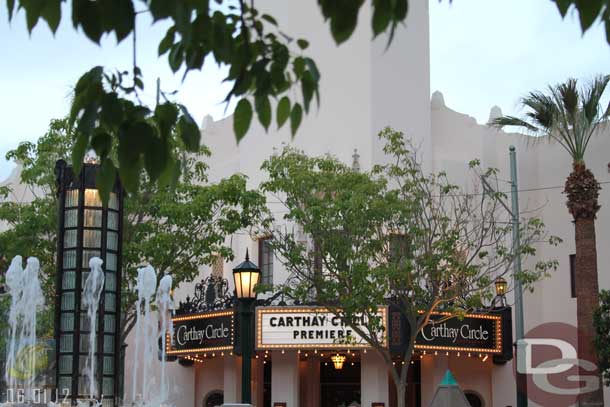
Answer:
[395, 381, 407, 407]
[565, 163, 604, 406]
[574, 217, 604, 406]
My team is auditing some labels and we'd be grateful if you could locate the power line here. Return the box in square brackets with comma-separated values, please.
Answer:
[262, 181, 610, 202]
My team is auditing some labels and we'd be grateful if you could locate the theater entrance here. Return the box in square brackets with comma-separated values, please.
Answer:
[320, 360, 361, 407]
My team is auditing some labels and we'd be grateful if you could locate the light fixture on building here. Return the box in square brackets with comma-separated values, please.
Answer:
[495, 276, 507, 297]
[54, 160, 124, 405]
[331, 353, 346, 370]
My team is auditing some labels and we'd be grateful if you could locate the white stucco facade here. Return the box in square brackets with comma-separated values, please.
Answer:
[155, 1, 610, 406]
[2, 1, 609, 406]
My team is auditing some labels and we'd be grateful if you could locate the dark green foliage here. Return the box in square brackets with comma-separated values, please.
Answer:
[0, 118, 267, 343]
[551, 0, 610, 43]
[5, 0, 413, 200]
[594, 290, 610, 386]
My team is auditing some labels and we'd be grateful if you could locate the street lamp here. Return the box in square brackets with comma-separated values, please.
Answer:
[232, 250, 261, 404]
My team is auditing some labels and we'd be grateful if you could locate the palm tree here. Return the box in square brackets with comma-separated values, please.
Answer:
[491, 75, 608, 406]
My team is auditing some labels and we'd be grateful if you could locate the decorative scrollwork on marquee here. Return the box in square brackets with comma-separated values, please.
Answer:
[176, 275, 234, 315]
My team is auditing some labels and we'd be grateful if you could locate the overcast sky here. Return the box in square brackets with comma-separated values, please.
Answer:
[0, 0, 608, 180]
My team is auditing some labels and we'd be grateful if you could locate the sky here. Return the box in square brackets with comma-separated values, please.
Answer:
[0, 0, 608, 180]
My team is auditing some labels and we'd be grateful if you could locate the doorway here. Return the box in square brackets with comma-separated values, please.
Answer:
[320, 361, 361, 407]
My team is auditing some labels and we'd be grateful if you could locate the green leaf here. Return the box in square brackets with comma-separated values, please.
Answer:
[276, 96, 291, 129]
[158, 156, 181, 189]
[158, 27, 176, 56]
[185, 46, 205, 70]
[97, 158, 116, 204]
[155, 102, 179, 138]
[149, 0, 173, 21]
[178, 115, 201, 151]
[255, 95, 271, 131]
[113, 0, 135, 42]
[290, 103, 303, 137]
[7, 0, 15, 20]
[24, 0, 45, 32]
[393, 0, 408, 21]
[91, 131, 112, 158]
[73, 0, 103, 44]
[372, 0, 392, 36]
[293, 57, 305, 78]
[304, 57, 321, 82]
[327, 0, 364, 44]
[297, 38, 309, 49]
[71, 131, 89, 175]
[100, 92, 123, 128]
[301, 70, 314, 113]
[117, 122, 151, 192]
[143, 135, 167, 181]
[169, 43, 184, 72]
[554, 0, 572, 17]
[234, 98, 253, 142]
[261, 14, 278, 26]
[41, 0, 61, 33]
[575, 0, 601, 31]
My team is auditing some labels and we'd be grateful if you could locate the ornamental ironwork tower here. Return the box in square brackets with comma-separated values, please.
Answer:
[54, 160, 124, 406]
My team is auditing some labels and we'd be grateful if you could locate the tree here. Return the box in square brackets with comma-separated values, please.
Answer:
[5, 1, 605, 198]
[593, 290, 610, 387]
[550, 0, 610, 44]
[0, 117, 267, 347]
[259, 127, 559, 407]
[4, 0, 410, 197]
[491, 75, 608, 405]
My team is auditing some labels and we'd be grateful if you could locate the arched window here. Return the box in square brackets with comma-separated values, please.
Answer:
[464, 390, 484, 407]
[203, 390, 224, 407]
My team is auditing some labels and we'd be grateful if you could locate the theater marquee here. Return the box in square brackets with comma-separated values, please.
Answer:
[256, 306, 387, 349]
[415, 311, 503, 354]
[167, 310, 234, 355]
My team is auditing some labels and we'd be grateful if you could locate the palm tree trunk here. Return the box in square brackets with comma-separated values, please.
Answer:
[574, 217, 604, 406]
[566, 163, 604, 405]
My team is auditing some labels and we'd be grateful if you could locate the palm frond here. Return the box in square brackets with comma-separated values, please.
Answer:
[493, 76, 608, 162]
[488, 116, 539, 132]
[522, 92, 558, 129]
[583, 75, 610, 123]
[557, 78, 579, 118]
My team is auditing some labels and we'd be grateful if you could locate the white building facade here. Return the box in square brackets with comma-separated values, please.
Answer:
[2, 1, 608, 406]
[145, 2, 610, 406]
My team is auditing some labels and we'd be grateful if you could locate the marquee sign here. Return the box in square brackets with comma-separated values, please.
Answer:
[414, 311, 502, 354]
[256, 306, 387, 349]
[167, 310, 234, 355]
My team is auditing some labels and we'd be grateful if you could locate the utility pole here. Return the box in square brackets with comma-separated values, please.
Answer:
[156, 77, 161, 107]
[510, 146, 528, 407]
[481, 146, 527, 407]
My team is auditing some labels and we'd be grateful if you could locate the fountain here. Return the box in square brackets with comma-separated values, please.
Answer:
[3, 255, 44, 405]
[5, 255, 24, 394]
[3, 256, 175, 407]
[130, 265, 157, 406]
[81, 257, 106, 404]
[156, 272, 173, 403]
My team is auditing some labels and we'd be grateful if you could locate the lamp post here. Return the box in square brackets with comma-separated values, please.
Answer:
[232, 250, 261, 404]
